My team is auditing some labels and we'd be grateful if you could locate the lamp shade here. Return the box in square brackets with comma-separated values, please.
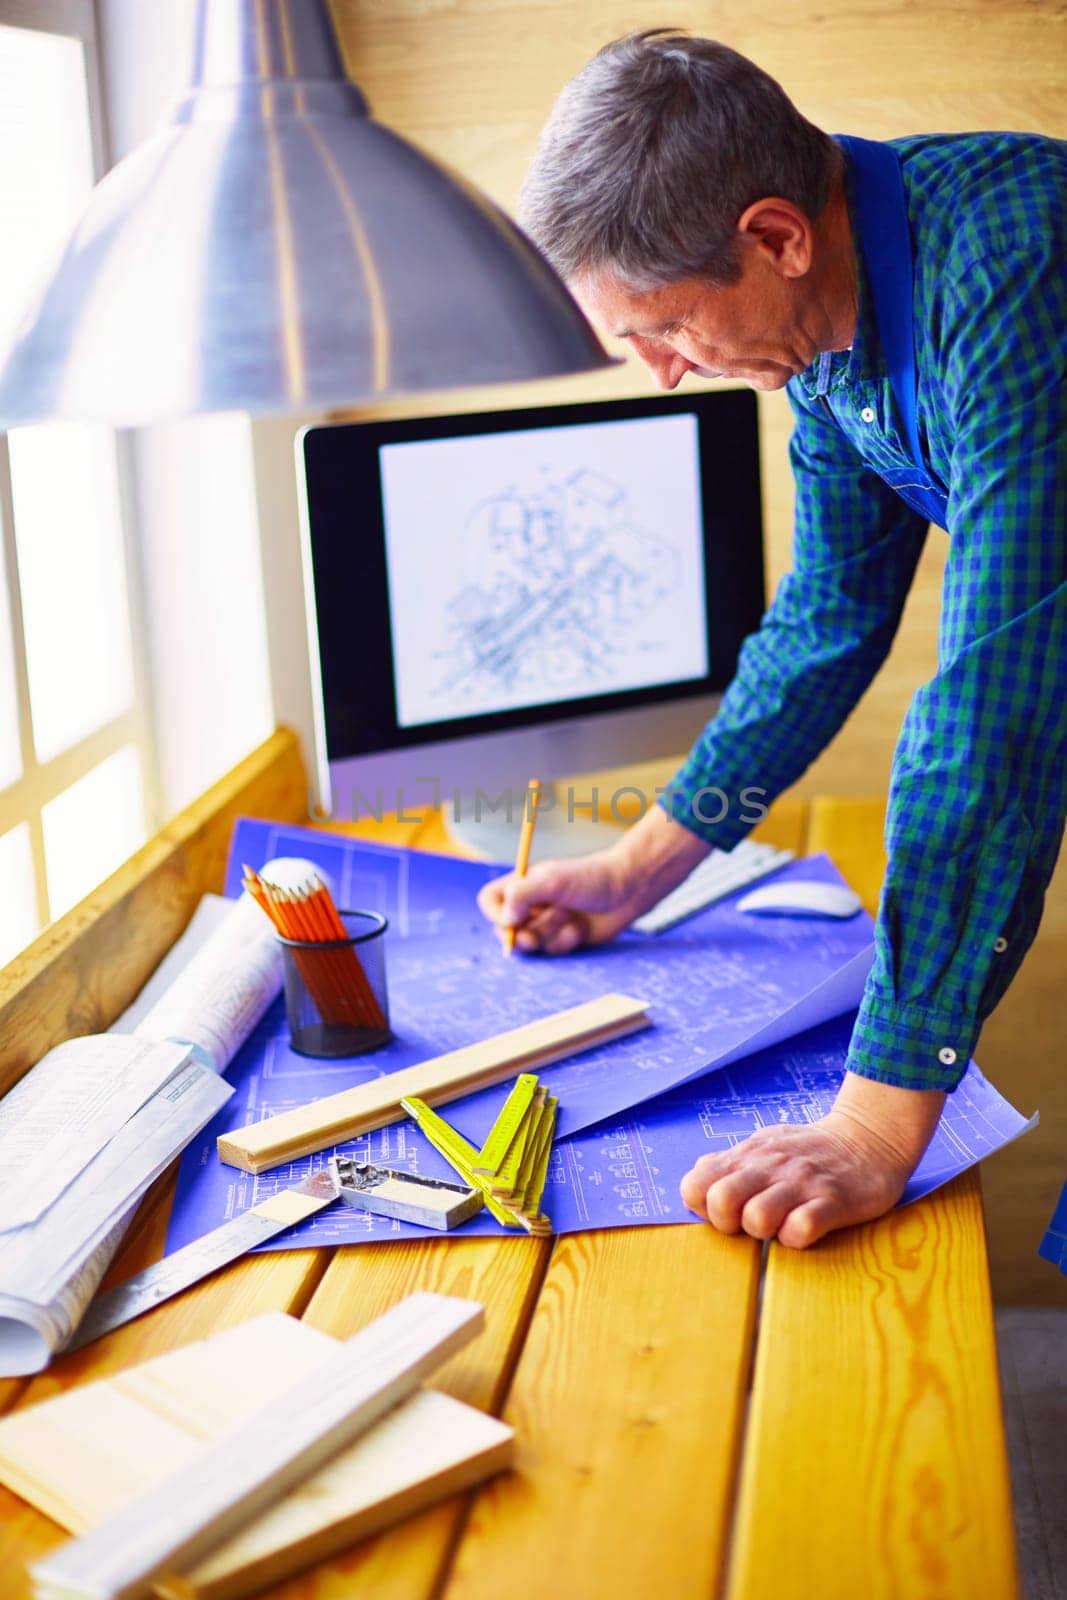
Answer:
[0, 0, 613, 428]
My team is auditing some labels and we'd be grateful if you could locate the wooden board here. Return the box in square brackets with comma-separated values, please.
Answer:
[725, 1170, 1020, 1600]
[441, 1225, 762, 1600]
[0, 1221, 330, 1598]
[292, 1232, 551, 1600]
[31, 1294, 485, 1600]
[0, 1313, 513, 1600]
[217, 992, 651, 1173]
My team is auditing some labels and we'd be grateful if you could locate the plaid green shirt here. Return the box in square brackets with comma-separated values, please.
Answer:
[664, 131, 1067, 1092]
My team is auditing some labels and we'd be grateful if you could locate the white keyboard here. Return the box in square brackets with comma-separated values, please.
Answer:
[632, 838, 795, 934]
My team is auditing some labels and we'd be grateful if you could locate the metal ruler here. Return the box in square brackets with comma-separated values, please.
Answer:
[66, 1170, 340, 1352]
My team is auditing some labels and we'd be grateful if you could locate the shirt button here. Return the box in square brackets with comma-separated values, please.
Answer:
[860, 406, 875, 423]
[938, 1046, 958, 1066]
[994, 936, 1008, 953]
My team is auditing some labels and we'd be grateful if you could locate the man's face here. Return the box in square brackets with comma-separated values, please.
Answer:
[571, 246, 822, 393]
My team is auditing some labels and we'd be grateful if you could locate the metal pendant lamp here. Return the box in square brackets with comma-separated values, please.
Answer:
[0, 0, 612, 429]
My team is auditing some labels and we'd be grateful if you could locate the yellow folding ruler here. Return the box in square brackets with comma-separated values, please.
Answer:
[402, 1072, 557, 1236]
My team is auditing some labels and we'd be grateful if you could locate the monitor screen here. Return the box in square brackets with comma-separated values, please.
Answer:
[299, 389, 764, 791]
[379, 411, 708, 730]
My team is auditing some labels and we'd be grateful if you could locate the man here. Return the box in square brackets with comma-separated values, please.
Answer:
[477, 30, 1067, 1248]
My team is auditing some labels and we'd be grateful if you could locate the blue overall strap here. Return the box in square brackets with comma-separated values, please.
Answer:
[835, 135, 926, 470]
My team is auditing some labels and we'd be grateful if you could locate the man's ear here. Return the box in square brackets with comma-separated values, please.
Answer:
[736, 199, 814, 278]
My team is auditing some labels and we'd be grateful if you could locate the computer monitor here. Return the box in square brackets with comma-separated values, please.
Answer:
[297, 389, 764, 859]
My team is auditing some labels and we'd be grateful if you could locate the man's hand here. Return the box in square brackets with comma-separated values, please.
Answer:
[476, 802, 709, 954]
[680, 1071, 946, 1248]
[477, 847, 642, 954]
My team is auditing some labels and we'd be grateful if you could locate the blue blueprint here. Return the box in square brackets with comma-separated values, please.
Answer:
[168, 1012, 1032, 1252]
[166, 819, 1032, 1254]
[218, 818, 875, 1138]
[555, 1012, 1034, 1225]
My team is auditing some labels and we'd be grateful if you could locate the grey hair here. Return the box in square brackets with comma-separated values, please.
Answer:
[519, 30, 842, 290]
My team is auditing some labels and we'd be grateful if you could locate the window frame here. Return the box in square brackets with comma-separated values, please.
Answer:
[0, 0, 161, 931]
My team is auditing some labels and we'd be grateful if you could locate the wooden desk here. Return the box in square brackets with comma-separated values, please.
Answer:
[0, 731, 1020, 1600]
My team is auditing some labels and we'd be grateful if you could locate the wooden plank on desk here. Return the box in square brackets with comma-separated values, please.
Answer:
[218, 994, 650, 1174]
[726, 1170, 1020, 1600]
[28, 1295, 485, 1600]
[0, 1190, 330, 1598]
[0, 728, 308, 1099]
[443, 1225, 762, 1600]
[286, 1234, 550, 1600]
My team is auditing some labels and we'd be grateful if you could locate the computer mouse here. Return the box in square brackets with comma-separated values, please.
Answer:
[736, 880, 862, 919]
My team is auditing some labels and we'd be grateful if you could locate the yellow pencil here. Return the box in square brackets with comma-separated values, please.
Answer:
[503, 778, 541, 957]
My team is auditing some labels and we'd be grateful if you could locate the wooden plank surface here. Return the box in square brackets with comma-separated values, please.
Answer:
[276, 1234, 552, 1600]
[0, 728, 308, 1099]
[0, 774, 1017, 1600]
[726, 1169, 1020, 1600]
[0, 1317, 513, 1600]
[442, 1225, 762, 1600]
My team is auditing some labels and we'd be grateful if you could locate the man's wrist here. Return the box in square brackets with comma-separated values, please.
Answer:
[828, 1070, 946, 1171]
[608, 802, 711, 914]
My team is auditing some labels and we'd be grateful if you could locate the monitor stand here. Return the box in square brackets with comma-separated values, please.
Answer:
[445, 782, 625, 866]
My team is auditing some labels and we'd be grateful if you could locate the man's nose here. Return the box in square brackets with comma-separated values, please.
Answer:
[629, 340, 690, 391]
[652, 358, 687, 391]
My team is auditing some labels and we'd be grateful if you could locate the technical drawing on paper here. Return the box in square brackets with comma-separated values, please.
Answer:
[167, 825, 1031, 1254]
[435, 465, 682, 704]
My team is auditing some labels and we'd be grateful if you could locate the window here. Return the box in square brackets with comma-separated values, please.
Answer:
[0, 1, 158, 965]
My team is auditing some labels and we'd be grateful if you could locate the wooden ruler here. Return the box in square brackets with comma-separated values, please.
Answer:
[217, 992, 650, 1174]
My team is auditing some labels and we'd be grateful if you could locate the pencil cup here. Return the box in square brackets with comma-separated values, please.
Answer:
[278, 910, 392, 1058]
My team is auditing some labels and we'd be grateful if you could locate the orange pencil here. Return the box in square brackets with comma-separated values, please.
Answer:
[503, 779, 541, 957]
[245, 869, 352, 1024]
[276, 887, 338, 1011]
[300, 878, 387, 1028]
[292, 885, 375, 1027]
[244, 867, 386, 1030]
[279, 885, 354, 1024]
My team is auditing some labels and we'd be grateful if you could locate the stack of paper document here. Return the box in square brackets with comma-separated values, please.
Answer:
[0, 891, 287, 1376]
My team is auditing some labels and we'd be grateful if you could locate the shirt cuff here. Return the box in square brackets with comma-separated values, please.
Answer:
[845, 992, 980, 1092]
[654, 785, 760, 853]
